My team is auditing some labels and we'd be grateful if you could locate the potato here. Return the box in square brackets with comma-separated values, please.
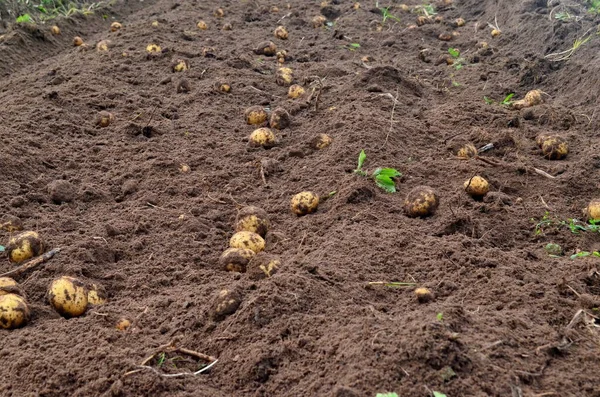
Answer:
[197, 20, 208, 30]
[235, 206, 270, 237]
[115, 318, 131, 331]
[96, 40, 110, 51]
[210, 289, 242, 321]
[180, 163, 191, 173]
[245, 106, 269, 125]
[435, 16, 444, 23]
[0, 294, 30, 329]
[230, 231, 266, 253]
[110, 22, 122, 32]
[276, 67, 294, 86]
[6, 231, 44, 264]
[247, 252, 280, 280]
[274, 26, 288, 40]
[269, 107, 290, 130]
[222, 22, 233, 31]
[416, 16, 432, 26]
[151, 20, 159, 27]
[73, 36, 84, 46]
[171, 58, 190, 72]
[457, 143, 477, 159]
[0, 216, 23, 232]
[540, 135, 568, 160]
[310, 133, 332, 150]
[586, 199, 600, 221]
[87, 283, 107, 305]
[353, 2, 360, 10]
[288, 84, 306, 99]
[455, 18, 465, 27]
[219, 247, 256, 273]
[512, 89, 543, 110]
[312, 15, 327, 28]
[291, 191, 319, 216]
[403, 186, 439, 218]
[415, 287, 433, 303]
[214, 8, 225, 18]
[254, 41, 277, 56]
[249, 128, 278, 148]
[464, 176, 489, 198]
[438, 32, 452, 41]
[276, 50, 288, 64]
[48, 276, 88, 318]
[96, 111, 114, 127]
[146, 43, 161, 53]
[202, 46, 217, 58]
[0, 277, 23, 297]
[50, 25, 60, 35]
[491, 28, 501, 37]
[215, 82, 231, 93]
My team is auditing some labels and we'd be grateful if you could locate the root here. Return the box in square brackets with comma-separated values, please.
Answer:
[0, 248, 61, 278]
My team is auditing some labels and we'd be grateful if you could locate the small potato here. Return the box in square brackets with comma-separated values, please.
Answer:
[254, 41, 277, 56]
[146, 43, 161, 53]
[245, 106, 269, 125]
[539, 135, 568, 160]
[464, 176, 489, 198]
[116, 318, 131, 331]
[215, 82, 231, 93]
[110, 22, 122, 32]
[48, 276, 88, 318]
[353, 2, 361, 10]
[455, 18, 465, 27]
[0, 277, 23, 297]
[96, 40, 110, 52]
[96, 111, 114, 127]
[587, 199, 600, 221]
[197, 20, 208, 30]
[202, 46, 217, 58]
[249, 127, 278, 148]
[416, 16, 431, 26]
[219, 247, 256, 273]
[276, 50, 288, 64]
[310, 133, 332, 150]
[210, 289, 242, 321]
[276, 67, 294, 86]
[288, 84, 306, 99]
[513, 89, 543, 110]
[171, 58, 190, 72]
[491, 28, 501, 37]
[274, 26, 288, 40]
[438, 32, 452, 41]
[230, 231, 266, 253]
[222, 22, 233, 31]
[457, 143, 477, 159]
[403, 186, 439, 218]
[0, 216, 23, 232]
[235, 206, 270, 236]
[434, 15, 444, 23]
[312, 15, 327, 28]
[6, 231, 44, 264]
[0, 294, 30, 329]
[87, 283, 107, 306]
[291, 191, 319, 216]
[269, 107, 290, 130]
[50, 25, 60, 35]
[247, 252, 281, 280]
[151, 20, 159, 27]
[214, 8, 225, 18]
[73, 36, 84, 46]
[415, 287, 433, 303]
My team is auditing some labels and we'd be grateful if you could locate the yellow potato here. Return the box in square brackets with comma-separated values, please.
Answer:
[415, 287, 433, 303]
[455, 18, 465, 27]
[50, 25, 60, 35]
[146, 43, 161, 53]
[312, 15, 327, 28]
[274, 26, 288, 40]
[353, 2, 360, 10]
[464, 176, 489, 198]
[197, 20, 208, 30]
[276, 67, 294, 86]
[216, 82, 231, 93]
[269, 107, 290, 130]
[288, 84, 306, 99]
[151, 21, 159, 27]
[513, 89, 543, 110]
[172, 58, 190, 72]
[87, 283, 107, 305]
[416, 16, 431, 26]
[210, 289, 241, 321]
[235, 206, 270, 237]
[491, 28, 501, 37]
[586, 199, 600, 221]
[222, 22, 233, 31]
[245, 106, 269, 125]
[230, 231, 266, 253]
[540, 136, 568, 160]
[110, 22, 122, 32]
[310, 133, 332, 150]
[6, 231, 44, 264]
[248, 252, 281, 280]
[96, 111, 114, 127]
[403, 186, 439, 218]
[249, 128, 277, 148]
[291, 191, 319, 216]
[73, 36, 84, 46]
[254, 41, 277, 56]
[219, 247, 256, 273]
[0, 294, 30, 329]
[214, 8, 225, 18]
[457, 144, 477, 159]
[48, 276, 88, 318]
[116, 317, 131, 331]
[96, 40, 110, 52]
[0, 277, 22, 296]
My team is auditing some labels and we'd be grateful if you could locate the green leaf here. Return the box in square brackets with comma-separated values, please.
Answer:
[571, 251, 591, 259]
[501, 93, 515, 105]
[16, 14, 33, 23]
[0, 245, 4, 252]
[349, 43, 360, 49]
[357, 150, 366, 171]
[375, 175, 397, 193]
[376, 393, 398, 397]
[37, 6, 48, 13]
[483, 96, 494, 105]
[433, 392, 448, 397]
[436, 312, 443, 322]
[448, 47, 460, 58]
[454, 63, 463, 71]
[373, 167, 401, 178]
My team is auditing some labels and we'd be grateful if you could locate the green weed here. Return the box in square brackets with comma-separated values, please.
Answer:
[344, 42, 361, 51]
[376, 393, 398, 397]
[447, 47, 464, 70]
[354, 150, 402, 193]
[379, 6, 400, 24]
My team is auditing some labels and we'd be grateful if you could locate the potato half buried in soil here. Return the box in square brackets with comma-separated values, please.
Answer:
[110, 22, 122, 32]
[171, 58, 190, 72]
[245, 106, 269, 125]
[464, 176, 489, 198]
[87, 283, 107, 305]
[312, 15, 327, 28]
[274, 26, 288, 40]
[48, 276, 88, 318]
[291, 191, 319, 216]
[0, 277, 23, 296]
[457, 144, 477, 159]
[146, 43, 161, 54]
[230, 231, 265, 253]
[210, 289, 242, 321]
[215, 82, 231, 93]
[235, 206, 270, 237]
[276, 67, 294, 86]
[219, 247, 256, 273]
[415, 287, 433, 303]
[197, 20, 208, 30]
[404, 186, 439, 217]
[512, 89, 543, 110]
[254, 41, 277, 56]
[269, 107, 290, 130]
[73, 36, 84, 46]
[249, 128, 278, 148]
[115, 317, 131, 331]
[50, 25, 60, 35]
[539, 135, 568, 160]
[96, 111, 114, 127]
[310, 134, 332, 150]
[247, 252, 281, 280]
[288, 84, 306, 99]
[6, 231, 44, 264]
[586, 199, 600, 221]
[0, 294, 30, 329]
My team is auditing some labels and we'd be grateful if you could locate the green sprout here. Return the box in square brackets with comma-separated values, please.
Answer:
[354, 150, 402, 193]
[345, 42, 361, 51]
[376, 393, 399, 397]
[501, 93, 514, 106]
[570, 251, 600, 259]
[16, 14, 34, 23]
[447, 47, 464, 70]
[436, 312, 444, 322]
[380, 6, 400, 24]
[156, 352, 166, 368]
[483, 96, 494, 105]
[433, 392, 448, 397]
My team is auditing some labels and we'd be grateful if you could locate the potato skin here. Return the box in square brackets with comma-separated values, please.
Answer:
[245, 106, 269, 125]
[48, 276, 88, 318]
[540, 136, 568, 160]
[288, 84, 306, 99]
[219, 247, 256, 273]
[171, 58, 190, 72]
[0, 294, 30, 329]
[235, 206, 270, 237]
[87, 283, 107, 305]
[110, 22, 122, 32]
[96, 111, 114, 127]
[276, 67, 294, 86]
[197, 20, 208, 30]
[6, 231, 44, 264]
[403, 186, 439, 217]
[211, 289, 242, 321]
[464, 176, 489, 197]
[457, 144, 477, 159]
[587, 199, 600, 221]
[253, 41, 277, 56]
[291, 191, 319, 216]
[230, 231, 266, 253]
[249, 128, 277, 148]
[0, 277, 23, 297]
[274, 26, 288, 40]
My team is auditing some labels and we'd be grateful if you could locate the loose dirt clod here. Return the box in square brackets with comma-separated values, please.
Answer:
[210, 289, 242, 321]
[269, 107, 290, 130]
[254, 41, 277, 56]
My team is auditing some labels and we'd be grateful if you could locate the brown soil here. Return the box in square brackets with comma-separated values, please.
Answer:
[1, 0, 600, 396]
